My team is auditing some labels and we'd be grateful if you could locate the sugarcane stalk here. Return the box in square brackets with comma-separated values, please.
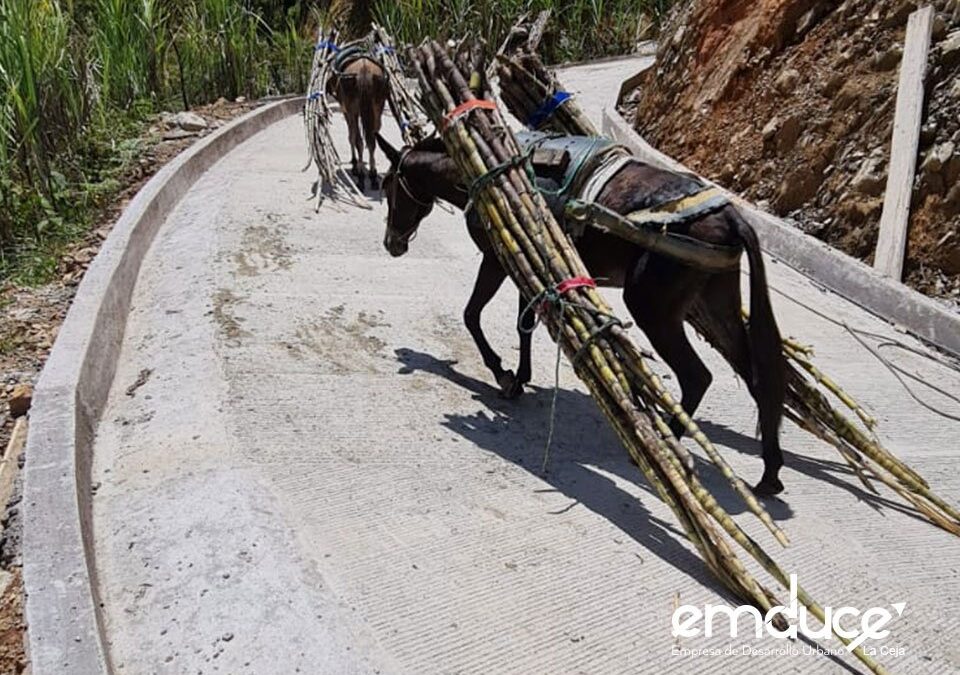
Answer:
[493, 39, 960, 539]
[304, 27, 369, 209]
[412, 38, 890, 674]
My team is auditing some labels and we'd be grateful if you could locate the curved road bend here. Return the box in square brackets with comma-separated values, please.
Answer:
[90, 58, 959, 673]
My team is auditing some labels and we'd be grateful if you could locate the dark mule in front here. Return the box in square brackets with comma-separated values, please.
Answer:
[376, 135, 787, 497]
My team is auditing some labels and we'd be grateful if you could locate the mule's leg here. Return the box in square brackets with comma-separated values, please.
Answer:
[464, 253, 518, 397]
[623, 256, 711, 438]
[695, 273, 784, 496]
[345, 112, 364, 189]
[516, 290, 534, 391]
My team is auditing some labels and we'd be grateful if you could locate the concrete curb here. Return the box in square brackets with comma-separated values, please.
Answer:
[22, 96, 304, 675]
[601, 108, 960, 357]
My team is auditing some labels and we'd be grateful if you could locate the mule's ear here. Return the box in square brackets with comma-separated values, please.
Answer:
[377, 134, 401, 166]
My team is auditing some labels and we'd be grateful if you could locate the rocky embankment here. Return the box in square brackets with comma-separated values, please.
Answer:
[626, 0, 960, 306]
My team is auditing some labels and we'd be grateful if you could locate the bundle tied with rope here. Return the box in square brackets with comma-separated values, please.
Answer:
[411, 38, 890, 674]
[371, 23, 431, 146]
[493, 39, 960, 539]
[304, 27, 369, 209]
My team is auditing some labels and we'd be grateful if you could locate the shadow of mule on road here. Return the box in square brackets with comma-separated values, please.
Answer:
[395, 347, 795, 596]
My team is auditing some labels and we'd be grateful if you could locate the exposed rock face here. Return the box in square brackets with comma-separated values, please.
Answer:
[629, 0, 960, 303]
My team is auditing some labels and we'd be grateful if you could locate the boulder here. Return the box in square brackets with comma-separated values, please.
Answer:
[941, 30, 960, 69]
[774, 68, 801, 94]
[9, 383, 32, 417]
[776, 115, 804, 154]
[774, 167, 822, 213]
[851, 156, 887, 196]
[921, 141, 955, 175]
[872, 45, 903, 71]
[172, 111, 208, 132]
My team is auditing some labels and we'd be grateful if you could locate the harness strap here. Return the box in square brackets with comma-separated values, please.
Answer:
[625, 187, 730, 229]
[442, 99, 498, 131]
[565, 199, 743, 272]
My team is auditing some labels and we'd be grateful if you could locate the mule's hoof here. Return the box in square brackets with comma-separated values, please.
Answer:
[368, 173, 380, 190]
[752, 477, 785, 497]
[497, 371, 523, 399]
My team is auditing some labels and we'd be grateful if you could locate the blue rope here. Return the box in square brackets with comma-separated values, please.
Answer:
[375, 45, 395, 55]
[526, 91, 572, 129]
[307, 92, 321, 101]
[315, 40, 340, 52]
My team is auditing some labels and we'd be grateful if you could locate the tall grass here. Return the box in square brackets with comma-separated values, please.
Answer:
[1, 0, 669, 282]
[90, 0, 167, 106]
[373, 0, 670, 63]
[0, 0, 315, 281]
[0, 0, 90, 267]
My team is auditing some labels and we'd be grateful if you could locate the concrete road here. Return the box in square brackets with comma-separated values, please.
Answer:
[90, 59, 960, 674]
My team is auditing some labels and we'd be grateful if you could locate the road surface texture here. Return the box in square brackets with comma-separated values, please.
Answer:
[90, 57, 960, 673]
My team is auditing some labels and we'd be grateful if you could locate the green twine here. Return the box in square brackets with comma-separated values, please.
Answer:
[518, 284, 624, 473]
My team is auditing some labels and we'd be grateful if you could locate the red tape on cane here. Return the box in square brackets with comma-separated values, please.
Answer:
[442, 99, 498, 131]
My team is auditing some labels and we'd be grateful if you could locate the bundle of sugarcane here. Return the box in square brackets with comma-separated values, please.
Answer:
[371, 23, 430, 145]
[494, 45, 960, 538]
[496, 51, 598, 135]
[493, 11, 598, 135]
[303, 28, 369, 210]
[411, 38, 887, 674]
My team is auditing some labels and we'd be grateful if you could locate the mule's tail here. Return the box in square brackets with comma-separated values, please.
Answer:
[733, 212, 786, 435]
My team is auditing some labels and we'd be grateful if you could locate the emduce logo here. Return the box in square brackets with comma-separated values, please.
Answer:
[672, 574, 906, 652]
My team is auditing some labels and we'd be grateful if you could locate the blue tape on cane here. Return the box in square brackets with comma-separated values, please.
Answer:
[526, 91, 572, 129]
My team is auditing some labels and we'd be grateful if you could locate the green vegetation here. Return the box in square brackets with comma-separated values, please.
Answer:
[1, 0, 667, 284]
[373, 0, 670, 63]
[0, 0, 316, 283]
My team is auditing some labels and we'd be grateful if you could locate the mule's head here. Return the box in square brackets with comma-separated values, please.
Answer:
[377, 134, 436, 257]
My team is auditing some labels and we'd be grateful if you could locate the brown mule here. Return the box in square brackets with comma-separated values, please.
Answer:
[376, 134, 789, 497]
[326, 57, 388, 190]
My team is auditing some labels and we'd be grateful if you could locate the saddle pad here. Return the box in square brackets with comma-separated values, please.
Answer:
[332, 45, 367, 74]
[516, 131, 619, 222]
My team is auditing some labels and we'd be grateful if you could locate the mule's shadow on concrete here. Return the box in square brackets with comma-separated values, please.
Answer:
[393, 347, 889, 673]
[396, 346, 785, 599]
[394, 347, 877, 672]
[696, 420, 937, 529]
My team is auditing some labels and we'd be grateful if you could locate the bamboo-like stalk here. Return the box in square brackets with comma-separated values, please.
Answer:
[371, 23, 430, 145]
[303, 28, 370, 210]
[412, 38, 887, 674]
[493, 38, 959, 539]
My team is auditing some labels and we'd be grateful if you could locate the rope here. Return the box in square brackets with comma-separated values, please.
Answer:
[517, 278, 624, 472]
[466, 148, 537, 211]
[315, 40, 339, 52]
[766, 283, 960, 422]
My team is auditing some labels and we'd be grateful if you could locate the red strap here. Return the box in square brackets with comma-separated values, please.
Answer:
[537, 277, 597, 315]
[442, 99, 497, 130]
[555, 276, 597, 295]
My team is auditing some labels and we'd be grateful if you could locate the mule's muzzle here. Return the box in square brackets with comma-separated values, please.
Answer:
[384, 232, 408, 257]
